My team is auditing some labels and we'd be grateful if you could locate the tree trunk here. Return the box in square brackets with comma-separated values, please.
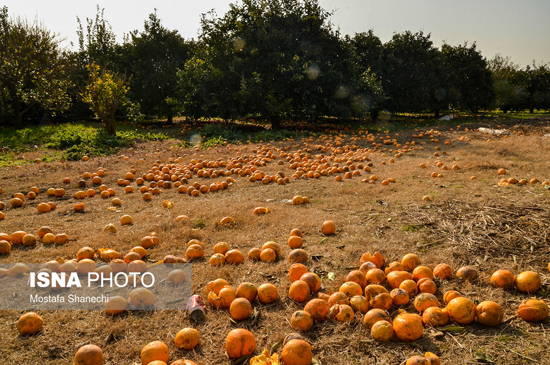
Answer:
[370, 109, 379, 122]
[167, 113, 173, 124]
[434, 109, 440, 118]
[13, 99, 23, 129]
[105, 115, 116, 135]
[530, 107, 534, 114]
[270, 115, 281, 130]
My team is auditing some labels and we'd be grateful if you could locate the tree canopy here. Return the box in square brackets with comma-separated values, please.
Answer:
[178, 0, 383, 128]
[0, 6, 72, 127]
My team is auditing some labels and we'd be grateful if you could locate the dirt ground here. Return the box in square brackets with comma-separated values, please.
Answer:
[0, 118, 549, 364]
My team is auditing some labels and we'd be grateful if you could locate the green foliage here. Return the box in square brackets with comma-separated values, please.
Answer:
[379, 31, 443, 114]
[81, 63, 129, 134]
[122, 11, 192, 122]
[177, 0, 382, 128]
[441, 42, 494, 113]
[0, 123, 168, 162]
[0, 6, 72, 127]
[76, 6, 118, 70]
[488, 54, 527, 113]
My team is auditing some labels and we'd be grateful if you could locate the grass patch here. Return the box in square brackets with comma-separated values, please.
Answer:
[0, 122, 170, 161]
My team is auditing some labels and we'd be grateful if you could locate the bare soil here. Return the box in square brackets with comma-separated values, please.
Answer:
[0, 119, 549, 364]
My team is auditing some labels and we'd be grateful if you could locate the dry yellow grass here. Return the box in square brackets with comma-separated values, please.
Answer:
[0, 120, 549, 364]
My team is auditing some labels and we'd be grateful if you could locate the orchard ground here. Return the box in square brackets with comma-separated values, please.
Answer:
[0, 113, 549, 364]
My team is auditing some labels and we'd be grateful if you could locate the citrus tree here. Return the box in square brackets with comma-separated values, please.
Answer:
[81, 63, 128, 135]
[0, 6, 71, 128]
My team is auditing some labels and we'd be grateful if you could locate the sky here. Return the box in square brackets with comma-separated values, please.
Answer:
[3, 0, 549, 67]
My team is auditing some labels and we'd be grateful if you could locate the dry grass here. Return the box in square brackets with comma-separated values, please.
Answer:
[0, 119, 549, 364]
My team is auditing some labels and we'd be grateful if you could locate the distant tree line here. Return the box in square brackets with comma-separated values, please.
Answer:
[1, 1, 549, 132]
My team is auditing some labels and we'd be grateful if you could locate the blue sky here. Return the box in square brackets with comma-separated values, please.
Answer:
[3, 0, 549, 67]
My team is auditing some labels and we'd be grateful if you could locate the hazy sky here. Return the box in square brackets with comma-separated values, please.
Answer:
[3, 0, 549, 67]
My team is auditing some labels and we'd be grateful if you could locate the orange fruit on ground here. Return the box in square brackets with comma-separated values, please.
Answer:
[366, 268, 386, 285]
[141, 341, 169, 365]
[260, 248, 277, 262]
[346, 270, 367, 288]
[289, 280, 311, 303]
[54, 233, 69, 245]
[406, 356, 428, 365]
[517, 299, 549, 322]
[17, 312, 43, 335]
[128, 288, 155, 310]
[0, 240, 11, 254]
[393, 312, 424, 342]
[105, 296, 129, 316]
[304, 298, 329, 322]
[229, 298, 252, 321]
[37, 226, 53, 238]
[362, 308, 391, 329]
[349, 295, 369, 313]
[37, 202, 51, 213]
[127, 260, 147, 273]
[443, 290, 462, 305]
[174, 328, 200, 350]
[205, 279, 229, 296]
[291, 310, 314, 331]
[261, 241, 281, 256]
[289, 263, 308, 282]
[300, 272, 321, 293]
[433, 263, 452, 280]
[288, 249, 308, 263]
[414, 293, 439, 313]
[447, 297, 476, 324]
[369, 292, 392, 311]
[333, 304, 355, 322]
[385, 261, 406, 274]
[418, 279, 437, 295]
[131, 246, 147, 258]
[360, 251, 384, 268]
[422, 307, 450, 327]
[236, 282, 258, 303]
[281, 339, 313, 365]
[248, 248, 261, 261]
[387, 271, 413, 289]
[289, 228, 303, 237]
[390, 288, 409, 306]
[490, 270, 515, 289]
[288, 235, 303, 248]
[10, 231, 27, 245]
[321, 220, 336, 235]
[328, 292, 350, 308]
[412, 266, 433, 282]
[213, 242, 230, 254]
[22, 234, 37, 246]
[10, 197, 23, 208]
[166, 269, 187, 286]
[339, 281, 363, 297]
[208, 286, 236, 309]
[185, 244, 204, 260]
[76, 247, 95, 261]
[74, 344, 104, 365]
[476, 301, 504, 327]
[225, 329, 256, 359]
[401, 253, 420, 271]
[209, 253, 225, 266]
[515, 271, 541, 293]
[425, 353, 441, 365]
[456, 266, 478, 281]
[257, 283, 278, 304]
[225, 249, 245, 264]
[371, 320, 394, 342]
